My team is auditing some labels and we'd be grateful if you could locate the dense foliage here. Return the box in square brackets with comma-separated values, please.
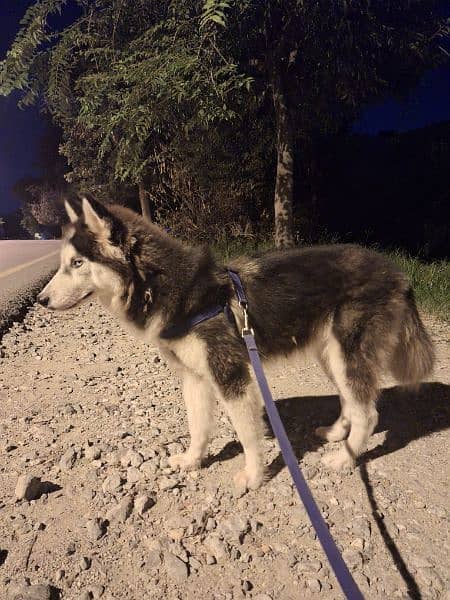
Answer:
[0, 0, 448, 248]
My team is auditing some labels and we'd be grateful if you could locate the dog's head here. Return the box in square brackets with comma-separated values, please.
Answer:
[38, 196, 136, 311]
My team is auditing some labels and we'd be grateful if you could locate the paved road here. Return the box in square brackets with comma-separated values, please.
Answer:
[0, 240, 60, 274]
[0, 240, 61, 338]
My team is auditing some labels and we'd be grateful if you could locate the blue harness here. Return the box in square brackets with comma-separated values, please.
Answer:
[161, 269, 364, 600]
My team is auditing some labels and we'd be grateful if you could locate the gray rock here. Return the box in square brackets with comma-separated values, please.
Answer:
[106, 495, 134, 524]
[306, 578, 322, 593]
[147, 549, 163, 570]
[219, 515, 250, 543]
[164, 551, 189, 582]
[86, 518, 105, 541]
[305, 466, 319, 480]
[79, 556, 91, 570]
[59, 448, 77, 471]
[342, 549, 363, 570]
[189, 556, 202, 570]
[126, 466, 142, 483]
[350, 537, 365, 551]
[55, 569, 65, 582]
[249, 518, 262, 532]
[296, 559, 322, 573]
[102, 472, 123, 494]
[7, 582, 52, 600]
[77, 592, 93, 600]
[14, 474, 42, 501]
[203, 534, 229, 562]
[90, 586, 105, 599]
[158, 476, 178, 491]
[85, 446, 101, 461]
[168, 527, 185, 541]
[352, 517, 371, 539]
[66, 542, 76, 556]
[134, 494, 155, 515]
[140, 461, 158, 477]
[120, 449, 143, 468]
[205, 517, 216, 531]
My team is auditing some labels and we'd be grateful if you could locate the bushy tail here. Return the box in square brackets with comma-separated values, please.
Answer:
[390, 289, 435, 383]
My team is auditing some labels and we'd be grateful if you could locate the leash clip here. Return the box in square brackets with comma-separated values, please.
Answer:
[143, 288, 152, 313]
[241, 305, 254, 338]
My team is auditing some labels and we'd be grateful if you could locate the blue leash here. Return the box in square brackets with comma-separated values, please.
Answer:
[227, 269, 364, 600]
[160, 269, 364, 599]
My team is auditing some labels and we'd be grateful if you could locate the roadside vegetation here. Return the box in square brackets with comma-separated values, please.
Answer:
[389, 251, 450, 321]
[1, 1, 448, 259]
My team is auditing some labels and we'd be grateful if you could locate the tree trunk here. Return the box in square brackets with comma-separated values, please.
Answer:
[271, 68, 295, 248]
[138, 182, 151, 221]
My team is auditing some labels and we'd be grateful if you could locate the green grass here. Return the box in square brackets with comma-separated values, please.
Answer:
[388, 250, 450, 321]
[213, 237, 274, 262]
[213, 238, 449, 321]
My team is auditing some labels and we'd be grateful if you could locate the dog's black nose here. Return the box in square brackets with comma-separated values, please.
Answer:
[38, 295, 49, 307]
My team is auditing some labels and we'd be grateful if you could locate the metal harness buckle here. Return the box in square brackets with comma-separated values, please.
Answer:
[240, 302, 254, 338]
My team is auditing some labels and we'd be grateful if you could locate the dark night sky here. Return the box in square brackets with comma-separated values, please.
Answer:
[0, 1, 449, 216]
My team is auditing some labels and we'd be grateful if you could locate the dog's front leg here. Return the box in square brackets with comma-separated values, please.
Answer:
[220, 383, 265, 494]
[168, 369, 215, 471]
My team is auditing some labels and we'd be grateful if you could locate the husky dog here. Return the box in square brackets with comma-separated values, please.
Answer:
[38, 196, 435, 493]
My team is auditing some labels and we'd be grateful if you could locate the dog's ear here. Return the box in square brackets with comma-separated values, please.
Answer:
[81, 195, 124, 245]
[81, 196, 109, 236]
[65, 200, 79, 224]
[60, 222, 73, 238]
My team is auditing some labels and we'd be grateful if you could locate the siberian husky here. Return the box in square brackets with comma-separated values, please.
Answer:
[38, 196, 435, 493]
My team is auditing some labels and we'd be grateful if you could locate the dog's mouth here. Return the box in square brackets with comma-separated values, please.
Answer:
[50, 291, 94, 311]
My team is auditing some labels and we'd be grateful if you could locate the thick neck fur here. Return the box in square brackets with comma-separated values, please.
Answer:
[106, 206, 229, 332]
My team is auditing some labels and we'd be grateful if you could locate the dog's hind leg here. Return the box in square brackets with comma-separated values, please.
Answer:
[320, 331, 379, 471]
[315, 401, 351, 442]
[168, 369, 215, 471]
[314, 354, 352, 443]
[220, 384, 265, 494]
[314, 326, 351, 442]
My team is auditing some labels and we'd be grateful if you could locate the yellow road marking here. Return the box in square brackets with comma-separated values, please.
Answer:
[0, 250, 60, 280]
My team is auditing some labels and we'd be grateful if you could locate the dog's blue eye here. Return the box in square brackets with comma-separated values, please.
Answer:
[71, 258, 84, 268]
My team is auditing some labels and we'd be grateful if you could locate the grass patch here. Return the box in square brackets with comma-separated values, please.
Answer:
[213, 238, 449, 321]
[212, 237, 274, 262]
[388, 250, 449, 321]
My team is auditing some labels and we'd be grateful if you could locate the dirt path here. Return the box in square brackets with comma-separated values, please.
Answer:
[0, 302, 448, 600]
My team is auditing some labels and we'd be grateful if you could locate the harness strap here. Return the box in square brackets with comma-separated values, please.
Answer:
[228, 270, 364, 600]
[228, 269, 248, 306]
[160, 304, 225, 339]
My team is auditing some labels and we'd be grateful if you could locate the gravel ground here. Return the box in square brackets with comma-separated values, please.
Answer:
[0, 301, 448, 600]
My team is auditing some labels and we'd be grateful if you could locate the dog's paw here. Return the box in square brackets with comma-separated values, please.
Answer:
[315, 425, 349, 443]
[233, 467, 264, 497]
[321, 449, 355, 472]
[168, 452, 201, 471]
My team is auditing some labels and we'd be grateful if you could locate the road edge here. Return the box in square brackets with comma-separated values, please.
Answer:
[0, 270, 56, 344]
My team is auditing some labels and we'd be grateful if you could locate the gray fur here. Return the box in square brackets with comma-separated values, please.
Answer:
[38, 198, 435, 490]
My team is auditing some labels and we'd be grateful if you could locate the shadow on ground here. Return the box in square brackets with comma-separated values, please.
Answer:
[209, 381, 449, 600]
[208, 381, 450, 476]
